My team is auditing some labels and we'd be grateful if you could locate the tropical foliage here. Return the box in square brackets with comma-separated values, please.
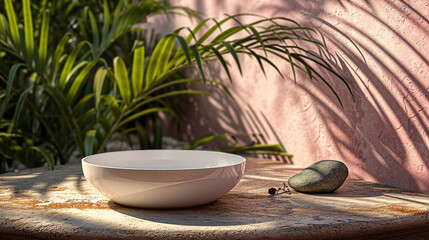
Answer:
[0, 0, 350, 172]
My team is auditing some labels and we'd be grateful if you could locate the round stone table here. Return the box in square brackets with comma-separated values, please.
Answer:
[1, 158, 429, 239]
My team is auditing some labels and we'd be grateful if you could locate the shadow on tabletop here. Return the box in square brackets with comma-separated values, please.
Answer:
[106, 181, 429, 228]
[303, 179, 428, 199]
[0, 165, 85, 196]
[106, 193, 292, 226]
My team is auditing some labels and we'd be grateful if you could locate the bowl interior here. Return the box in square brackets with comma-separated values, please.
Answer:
[82, 150, 245, 170]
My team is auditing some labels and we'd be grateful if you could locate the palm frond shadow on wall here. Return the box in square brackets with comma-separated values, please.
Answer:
[169, 0, 429, 192]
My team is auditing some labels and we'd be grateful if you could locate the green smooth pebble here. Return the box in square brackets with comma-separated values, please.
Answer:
[288, 160, 348, 193]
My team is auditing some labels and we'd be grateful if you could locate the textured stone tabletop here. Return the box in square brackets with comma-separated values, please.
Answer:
[1, 158, 429, 240]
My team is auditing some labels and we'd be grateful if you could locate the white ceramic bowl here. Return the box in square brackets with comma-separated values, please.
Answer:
[82, 150, 246, 208]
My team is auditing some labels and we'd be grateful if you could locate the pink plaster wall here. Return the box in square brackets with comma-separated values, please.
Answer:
[155, 0, 429, 192]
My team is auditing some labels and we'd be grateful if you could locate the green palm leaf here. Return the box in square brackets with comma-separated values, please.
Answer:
[0, 14, 7, 38]
[4, 0, 20, 48]
[192, 45, 206, 82]
[88, 10, 99, 50]
[94, 68, 108, 109]
[145, 34, 176, 87]
[131, 46, 145, 96]
[22, 0, 34, 65]
[38, 11, 49, 77]
[221, 41, 243, 76]
[101, 0, 111, 44]
[113, 56, 131, 105]
[0, 64, 22, 120]
[84, 130, 97, 156]
[184, 135, 227, 150]
[12, 87, 31, 131]
[65, 58, 100, 104]
[117, 107, 175, 129]
[59, 41, 89, 90]
[72, 93, 95, 116]
[30, 146, 55, 170]
[48, 34, 70, 82]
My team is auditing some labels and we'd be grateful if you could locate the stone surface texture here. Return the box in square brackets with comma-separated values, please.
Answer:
[1, 158, 429, 239]
[288, 160, 349, 193]
[153, 0, 429, 193]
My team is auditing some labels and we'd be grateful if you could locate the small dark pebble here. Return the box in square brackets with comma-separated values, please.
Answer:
[268, 188, 277, 195]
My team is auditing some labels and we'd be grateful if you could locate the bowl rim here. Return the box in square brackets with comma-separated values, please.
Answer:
[81, 149, 246, 171]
